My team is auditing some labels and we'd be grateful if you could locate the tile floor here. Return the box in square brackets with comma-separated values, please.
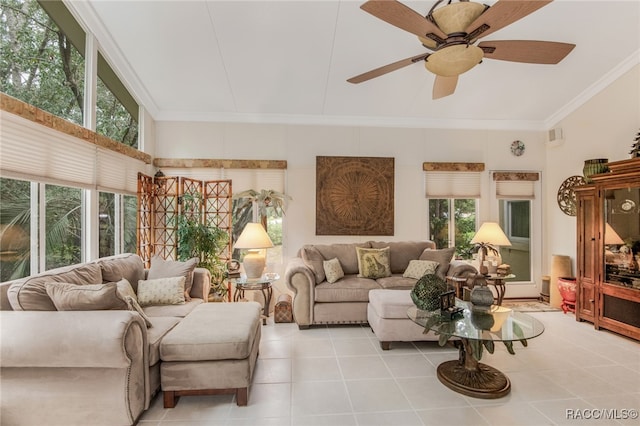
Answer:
[140, 311, 640, 425]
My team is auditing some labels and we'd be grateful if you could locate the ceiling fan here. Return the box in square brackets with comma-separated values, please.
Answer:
[347, 0, 576, 99]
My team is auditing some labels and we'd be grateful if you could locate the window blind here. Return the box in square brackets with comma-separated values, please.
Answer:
[493, 171, 539, 199]
[96, 148, 148, 195]
[424, 171, 481, 198]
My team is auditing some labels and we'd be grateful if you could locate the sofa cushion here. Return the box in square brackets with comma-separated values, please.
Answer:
[369, 289, 414, 319]
[376, 275, 417, 290]
[323, 258, 344, 283]
[146, 316, 180, 366]
[124, 296, 153, 327]
[301, 245, 325, 284]
[142, 299, 203, 318]
[97, 253, 145, 293]
[403, 260, 439, 279]
[356, 247, 391, 279]
[314, 275, 381, 303]
[45, 282, 128, 311]
[147, 255, 198, 299]
[7, 263, 103, 311]
[419, 247, 456, 280]
[137, 276, 186, 306]
[369, 241, 435, 273]
[315, 243, 371, 275]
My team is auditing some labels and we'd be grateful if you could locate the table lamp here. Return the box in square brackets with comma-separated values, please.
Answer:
[470, 222, 511, 275]
[234, 222, 274, 279]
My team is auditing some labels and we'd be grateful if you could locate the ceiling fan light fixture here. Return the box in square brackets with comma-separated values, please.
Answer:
[425, 44, 483, 77]
[431, 1, 486, 35]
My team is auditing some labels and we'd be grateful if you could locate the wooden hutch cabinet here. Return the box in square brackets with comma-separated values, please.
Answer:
[574, 158, 640, 341]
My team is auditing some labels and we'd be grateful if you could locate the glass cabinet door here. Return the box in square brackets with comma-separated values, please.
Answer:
[604, 186, 640, 288]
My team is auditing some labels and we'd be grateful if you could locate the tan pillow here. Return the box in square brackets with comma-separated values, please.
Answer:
[116, 278, 137, 301]
[323, 258, 344, 284]
[403, 260, 440, 279]
[356, 247, 391, 279]
[148, 255, 198, 299]
[419, 247, 456, 279]
[98, 254, 145, 293]
[45, 282, 128, 311]
[124, 295, 153, 328]
[137, 276, 186, 306]
[301, 246, 325, 284]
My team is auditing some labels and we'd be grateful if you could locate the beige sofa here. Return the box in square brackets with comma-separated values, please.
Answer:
[0, 253, 211, 425]
[285, 241, 477, 328]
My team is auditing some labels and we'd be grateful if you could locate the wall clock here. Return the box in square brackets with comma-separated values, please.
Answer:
[510, 140, 525, 156]
[557, 175, 586, 216]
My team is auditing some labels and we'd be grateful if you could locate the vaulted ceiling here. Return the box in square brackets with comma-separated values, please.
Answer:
[69, 0, 640, 130]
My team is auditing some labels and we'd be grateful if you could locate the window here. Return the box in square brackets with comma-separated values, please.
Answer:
[424, 164, 483, 258]
[0, 0, 84, 125]
[45, 184, 82, 270]
[99, 191, 139, 257]
[1, 0, 138, 148]
[0, 177, 31, 281]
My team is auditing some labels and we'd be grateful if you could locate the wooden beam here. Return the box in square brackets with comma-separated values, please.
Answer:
[423, 162, 485, 172]
[153, 158, 287, 169]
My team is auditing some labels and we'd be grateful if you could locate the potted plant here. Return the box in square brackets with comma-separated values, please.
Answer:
[177, 194, 230, 299]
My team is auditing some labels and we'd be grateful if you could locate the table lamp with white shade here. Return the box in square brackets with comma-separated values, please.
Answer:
[470, 222, 512, 275]
[234, 222, 274, 279]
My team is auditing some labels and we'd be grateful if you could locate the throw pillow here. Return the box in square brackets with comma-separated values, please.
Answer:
[403, 260, 440, 279]
[116, 278, 137, 301]
[356, 247, 391, 279]
[45, 282, 128, 311]
[137, 276, 186, 306]
[147, 255, 198, 299]
[323, 258, 345, 283]
[419, 247, 456, 280]
[124, 295, 153, 328]
[300, 246, 326, 284]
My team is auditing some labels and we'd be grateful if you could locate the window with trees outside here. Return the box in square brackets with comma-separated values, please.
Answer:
[428, 199, 477, 258]
[1, 0, 138, 147]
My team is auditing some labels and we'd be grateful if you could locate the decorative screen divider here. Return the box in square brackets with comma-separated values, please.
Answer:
[137, 173, 232, 268]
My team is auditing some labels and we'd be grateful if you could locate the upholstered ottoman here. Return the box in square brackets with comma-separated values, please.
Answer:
[367, 289, 437, 350]
[159, 302, 262, 407]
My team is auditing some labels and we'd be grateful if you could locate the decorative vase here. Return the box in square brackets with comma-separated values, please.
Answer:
[557, 276, 577, 314]
[410, 274, 447, 311]
[583, 159, 609, 183]
[470, 274, 494, 311]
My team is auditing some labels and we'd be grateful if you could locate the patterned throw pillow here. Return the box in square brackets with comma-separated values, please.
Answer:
[137, 276, 186, 306]
[323, 258, 344, 283]
[356, 247, 391, 279]
[403, 260, 440, 279]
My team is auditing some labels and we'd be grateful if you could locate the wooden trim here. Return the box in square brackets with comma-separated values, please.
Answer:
[153, 158, 287, 169]
[423, 162, 485, 172]
[493, 172, 539, 181]
[1, 93, 151, 164]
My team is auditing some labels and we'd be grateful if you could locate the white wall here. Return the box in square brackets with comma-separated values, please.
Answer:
[153, 64, 639, 297]
[545, 64, 640, 277]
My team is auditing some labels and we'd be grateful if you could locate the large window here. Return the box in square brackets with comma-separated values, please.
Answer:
[45, 184, 82, 269]
[0, 177, 31, 281]
[1, 0, 138, 147]
[99, 191, 138, 258]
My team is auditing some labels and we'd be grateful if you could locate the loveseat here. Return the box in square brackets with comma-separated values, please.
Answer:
[285, 241, 477, 328]
[0, 253, 218, 425]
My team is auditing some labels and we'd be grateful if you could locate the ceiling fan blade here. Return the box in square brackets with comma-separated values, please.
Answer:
[433, 75, 458, 99]
[347, 53, 429, 84]
[361, 0, 447, 41]
[479, 40, 575, 64]
[466, 0, 553, 41]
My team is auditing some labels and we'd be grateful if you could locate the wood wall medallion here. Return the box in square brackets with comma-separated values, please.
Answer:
[316, 156, 394, 235]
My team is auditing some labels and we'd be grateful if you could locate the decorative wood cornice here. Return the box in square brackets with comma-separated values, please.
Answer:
[493, 172, 539, 181]
[153, 158, 287, 169]
[1, 93, 152, 164]
[423, 162, 485, 172]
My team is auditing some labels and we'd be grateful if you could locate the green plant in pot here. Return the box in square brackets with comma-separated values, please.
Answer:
[177, 194, 230, 299]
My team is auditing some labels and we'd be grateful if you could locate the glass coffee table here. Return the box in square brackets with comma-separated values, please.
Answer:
[232, 274, 279, 325]
[408, 300, 544, 399]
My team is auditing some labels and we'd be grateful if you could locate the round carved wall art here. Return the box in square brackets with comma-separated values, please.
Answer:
[557, 175, 586, 216]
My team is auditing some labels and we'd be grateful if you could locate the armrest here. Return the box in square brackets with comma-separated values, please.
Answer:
[190, 267, 211, 300]
[446, 260, 478, 284]
[0, 310, 147, 368]
[284, 257, 316, 327]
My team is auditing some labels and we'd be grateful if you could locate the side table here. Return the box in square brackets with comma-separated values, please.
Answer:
[232, 274, 279, 325]
[485, 274, 515, 305]
[445, 276, 468, 299]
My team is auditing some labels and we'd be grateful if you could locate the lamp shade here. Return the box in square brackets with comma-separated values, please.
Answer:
[234, 223, 274, 250]
[470, 222, 512, 246]
[605, 223, 624, 245]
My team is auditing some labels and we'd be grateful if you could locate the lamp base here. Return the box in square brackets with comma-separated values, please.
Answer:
[243, 250, 265, 279]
